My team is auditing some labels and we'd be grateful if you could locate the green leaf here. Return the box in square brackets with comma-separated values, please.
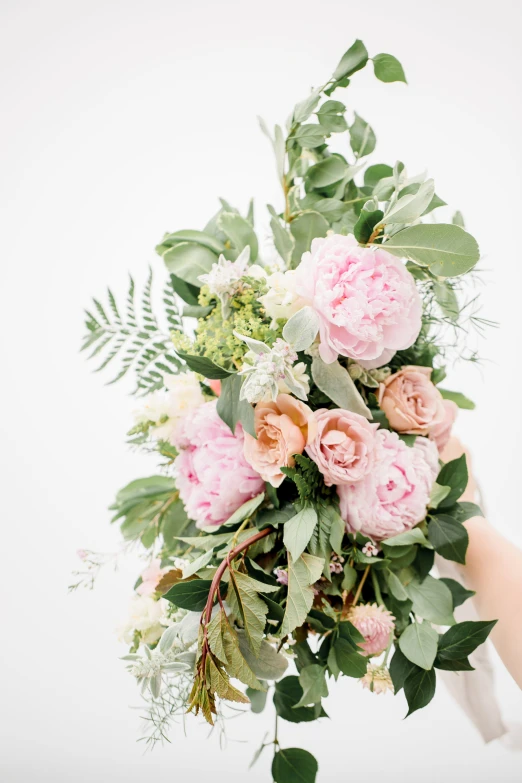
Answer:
[112, 476, 177, 508]
[399, 621, 438, 670]
[216, 374, 255, 437]
[349, 113, 376, 159]
[163, 242, 217, 287]
[434, 655, 474, 672]
[290, 211, 329, 266]
[227, 569, 278, 655]
[272, 748, 318, 783]
[405, 575, 455, 625]
[182, 548, 215, 578]
[305, 156, 347, 188]
[439, 578, 475, 609]
[161, 499, 192, 545]
[158, 229, 225, 255]
[274, 676, 326, 723]
[283, 306, 320, 352]
[429, 482, 451, 510]
[389, 646, 419, 692]
[436, 454, 468, 508]
[439, 388, 475, 410]
[437, 620, 497, 660]
[384, 179, 435, 225]
[175, 350, 233, 380]
[386, 569, 409, 601]
[292, 124, 326, 149]
[246, 687, 267, 713]
[218, 492, 265, 529]
[428, 514, 469, 564]
[169, 272, 200, 305]
[222, 622, 264, 690]
[451, 501, 483, 523]
[283, 508, 319, 561]
[163, 579, 213, 611]
[294, 664, 328, 707]
[218, 212, 258, 260]
[354, 202, 384, 244]
[329, 507, 345, 554]
[383, 224, 480, 278]
[341, 563, 357, 592]
[207, 608, 230, 664]
[279, 553, 324, 637]
[237, 631, 289, 681]
[333, 39, 369, 80]
[373, 53, 407, 83]
[311, 357, 371, 418]
[433, 281, 459, 322]
[293, 87, 323, 124]
[269, 209, 295, 265]
[404, 667, 436, 716]
[382, 528, 431, 548]
[333, 638, 368, 677]
[316, 101, 348, 133]
[364, 163, 393, 188]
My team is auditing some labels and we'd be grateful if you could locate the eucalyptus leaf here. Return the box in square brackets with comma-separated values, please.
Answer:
[290, 211, 329, 266]
[163, 242, 217, 287]
[219, 212, 258, 260]
[384, 179, 434, 224]
[333, 39, 369, 80]
[349, 113, 376, 159]
[373, 53, 407, 83]
[383, 224, 480, 278]
[305, 156, 347, 188]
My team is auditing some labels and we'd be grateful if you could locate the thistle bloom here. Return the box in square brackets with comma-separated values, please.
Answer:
[338, 430, 439, 540]
[293, 234, 422, 368]
[173, 400, 264, 527]
[236, 334, 310, 404]
[347, 603, 395, 655]
[360, 664, 394, 694]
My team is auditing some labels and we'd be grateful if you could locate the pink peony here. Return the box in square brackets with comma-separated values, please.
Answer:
[173, 401, 264, 528]
[294, 234, 421, 368]
[348, 603, 395, 655]
[243, 394, 317, 488]
[378, 365, 446, 435]
[430, 399, 458, 452]
[306, 408, 379, 486]
[136, 558, 169, 596]
[338, 430, 439, 541]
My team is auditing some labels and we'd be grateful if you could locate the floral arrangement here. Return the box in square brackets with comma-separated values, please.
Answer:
[78, 40, 496, 782]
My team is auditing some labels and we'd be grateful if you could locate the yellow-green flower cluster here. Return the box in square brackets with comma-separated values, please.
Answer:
[193, 280, 281, 369]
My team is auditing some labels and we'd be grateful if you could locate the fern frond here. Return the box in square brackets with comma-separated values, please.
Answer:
[82, 268, 183, 394]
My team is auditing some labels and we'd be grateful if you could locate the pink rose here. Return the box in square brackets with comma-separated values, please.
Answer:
[348, 603, 395, 655]
[243, 394, 317, 488]
[378, 365, 446, 435]
[338, 430, 439, 541]
[430, 399, 458, 452]
[294, 234, 421, 368]
[306, 408, 378, 486]
[173, 401, 264, 528]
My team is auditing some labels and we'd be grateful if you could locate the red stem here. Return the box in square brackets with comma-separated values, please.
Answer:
[203, 526, 273, 626]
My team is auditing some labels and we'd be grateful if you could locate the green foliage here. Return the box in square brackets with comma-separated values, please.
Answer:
[274, 676, 326, 723]
[109, 476, 181, 548]
[281, 454, 334, 504]
[373, 53, 407, 83]
[272, 748, 318, 783]
[163, 579, 214, 611]
[82, 270, 183, 394]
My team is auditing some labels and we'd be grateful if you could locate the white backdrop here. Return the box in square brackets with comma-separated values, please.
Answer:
[1, 1, 521, 780]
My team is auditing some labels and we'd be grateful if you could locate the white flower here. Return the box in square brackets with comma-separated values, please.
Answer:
[132, 372, 204, 443]
[258, 270, 308, 327]
[198, 246, 260, 318]
[235, 335, 310, 404]
[117, 595, 168, 645]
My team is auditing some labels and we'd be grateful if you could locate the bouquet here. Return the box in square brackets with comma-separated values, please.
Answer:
[78, 39, 495, 782]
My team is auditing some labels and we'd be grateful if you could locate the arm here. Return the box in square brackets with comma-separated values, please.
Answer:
[441, 438, 522, 689]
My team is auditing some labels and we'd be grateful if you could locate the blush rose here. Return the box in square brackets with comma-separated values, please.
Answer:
[378, 365, 446, 435]
[243, 393, 317, 487]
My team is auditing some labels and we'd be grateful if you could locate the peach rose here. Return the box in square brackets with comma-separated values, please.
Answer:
[243, 393, 317, 487]
[430, 399, 458, 452]
[306, 408, 378, 486]
[378, 365, 445, 435]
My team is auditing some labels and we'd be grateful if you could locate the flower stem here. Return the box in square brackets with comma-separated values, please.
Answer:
[351, 565, 371, 606]
[371, 568, 384, 606]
